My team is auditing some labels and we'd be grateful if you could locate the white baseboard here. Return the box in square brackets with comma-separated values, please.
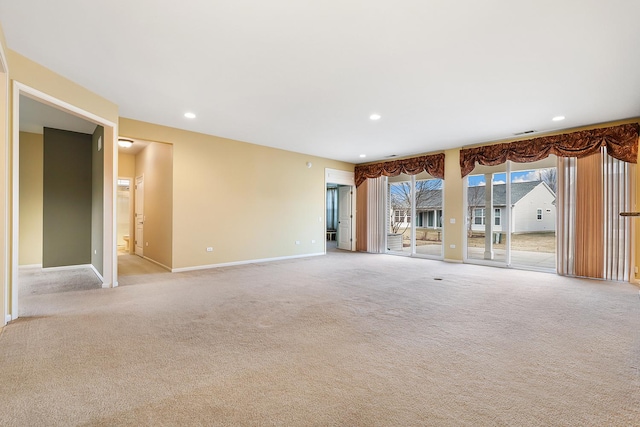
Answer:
[18, 263, 43, 269]
[143, 256, 171, 271]
[172, 252, 325, 273]
[5, 314, 11, 323]
[443, 258, 464, 264]
[89, 264, 105, 283]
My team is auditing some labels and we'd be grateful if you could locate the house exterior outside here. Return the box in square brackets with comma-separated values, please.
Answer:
[391, 181, 556, 234]
[467, 181, 556, 234]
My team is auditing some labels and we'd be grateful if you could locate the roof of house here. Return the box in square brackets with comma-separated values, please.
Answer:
[414, 181, 554, 210]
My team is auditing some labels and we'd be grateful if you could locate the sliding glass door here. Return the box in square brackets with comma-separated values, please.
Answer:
[387, 173, 443, 258]
[465, 157, 557, 271]
[509, 158, 557, 270]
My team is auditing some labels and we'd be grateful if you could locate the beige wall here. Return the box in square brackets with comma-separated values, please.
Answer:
[442, 148, 463, 261]
[118, 152, 135, 178]
[8, 50, 118, 124]
[135, 142, 173, 268]
[18, 132, 43, 265]
[120, 118, 354, 270]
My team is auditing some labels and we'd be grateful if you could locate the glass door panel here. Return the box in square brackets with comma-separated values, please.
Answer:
[466, 165, 507, 264]
[415, 174, 443, 257]
[387, 174, 412, 254]
[509, 156, 557, 271]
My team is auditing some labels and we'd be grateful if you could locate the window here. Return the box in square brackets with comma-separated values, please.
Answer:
[536, 208, 543, 221]
[394, 210, 404, 223]
[474, 208, 485, 225]
[427, 211, 435, 227]
[494, 208, 501, 226]
[416, 212, 423, 227]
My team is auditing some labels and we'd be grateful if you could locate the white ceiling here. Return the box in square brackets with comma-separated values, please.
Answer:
[20, 95, 98, 135]
[3, 0, 640, 164]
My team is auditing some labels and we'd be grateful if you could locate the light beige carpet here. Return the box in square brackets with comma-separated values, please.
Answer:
[1, 251, 639, 426]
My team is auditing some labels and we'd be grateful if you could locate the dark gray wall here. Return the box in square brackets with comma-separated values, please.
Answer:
[91, 126, 104, 275]
[43, 128, 92, 267]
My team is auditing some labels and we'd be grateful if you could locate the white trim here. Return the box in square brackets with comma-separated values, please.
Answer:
[11, 82, 19, 320]
[171, 252, 325, 273]
[90, 264, 105, 283]
[142, 256, 171, 272]
[14, 82, 117, 129]
[11, 81, 119, 322]
[17, 264, 42, 269]
[0, 40, 8, 326]
[324, 168, 354, 186]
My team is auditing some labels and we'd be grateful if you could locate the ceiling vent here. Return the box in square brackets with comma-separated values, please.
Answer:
[513, 130, 537, 136]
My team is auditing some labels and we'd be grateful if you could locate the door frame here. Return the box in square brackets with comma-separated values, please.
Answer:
[10, 82, 118, 321]
[325, 168, 356, 252]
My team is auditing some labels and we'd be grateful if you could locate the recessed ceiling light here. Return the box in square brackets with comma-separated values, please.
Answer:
[117, 138, 133, 148]
[184, 112, 196, 119]
[552, 115, 565, 121]
[370, 114, 381, 121]
[359, 154, 366, 158]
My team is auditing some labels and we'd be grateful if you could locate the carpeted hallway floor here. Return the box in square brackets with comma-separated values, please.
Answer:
[1, 250, 639, 426]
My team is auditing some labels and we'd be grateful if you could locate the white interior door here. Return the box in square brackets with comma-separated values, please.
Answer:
[337, 186, 352, 250]
[135, 175, 144, 256]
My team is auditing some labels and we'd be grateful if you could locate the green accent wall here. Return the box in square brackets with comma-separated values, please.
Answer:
[43, 128, 92, 267]
[91, 126, 104, 275]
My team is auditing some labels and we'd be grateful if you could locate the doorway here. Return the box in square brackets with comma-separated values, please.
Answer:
[326, 184, 353, 250]
[11, 83, 118, 321]
[325, 168, 356, 252]
[117, 178, 132, 255]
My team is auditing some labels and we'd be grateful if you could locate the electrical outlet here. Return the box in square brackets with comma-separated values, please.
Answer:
[449, 244, 456, 249]
[146, 242, 148, 247]
[295, 240, 301, 245]
[206, 247, 213, 252]
[311, 239, 316, 244]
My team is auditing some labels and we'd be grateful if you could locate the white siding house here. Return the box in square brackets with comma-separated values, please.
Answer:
[467, 181, 556, 234]
[390, 181, 556, 234]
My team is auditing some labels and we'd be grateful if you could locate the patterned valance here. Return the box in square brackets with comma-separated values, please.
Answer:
[459, 123, 640, 177]
[354, 153, 445, 187]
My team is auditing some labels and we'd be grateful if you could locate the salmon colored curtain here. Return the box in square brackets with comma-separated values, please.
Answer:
[574, 152, 604, 278]
[356, 181, 368, 251]
[558, 148, 635, 280]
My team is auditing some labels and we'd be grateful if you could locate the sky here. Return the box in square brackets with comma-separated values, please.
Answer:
[467, 170, 548, 187]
